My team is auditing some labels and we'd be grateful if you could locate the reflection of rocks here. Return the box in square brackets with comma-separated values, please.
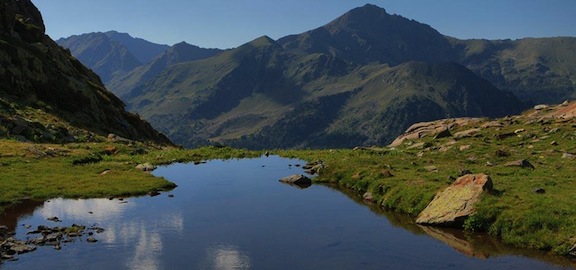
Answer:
[416, 174, 493, 226]
[419, 225, 489, 259]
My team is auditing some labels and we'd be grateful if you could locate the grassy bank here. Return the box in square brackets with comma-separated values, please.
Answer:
[0, 139, 259, 211]
[281, 111, 576, 256]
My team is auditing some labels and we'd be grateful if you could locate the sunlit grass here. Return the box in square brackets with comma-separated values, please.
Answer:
[280, 114, 576, 255]
[0, 140, 260, 209]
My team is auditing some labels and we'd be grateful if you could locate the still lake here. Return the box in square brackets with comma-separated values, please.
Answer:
[1, 156, 574, 269]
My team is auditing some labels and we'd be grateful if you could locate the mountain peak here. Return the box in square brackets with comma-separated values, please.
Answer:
[281, 4, 455, 66]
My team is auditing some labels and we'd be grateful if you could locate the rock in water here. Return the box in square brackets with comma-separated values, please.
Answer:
[416, 174, 493, 226]
[279, 174, 312, 186]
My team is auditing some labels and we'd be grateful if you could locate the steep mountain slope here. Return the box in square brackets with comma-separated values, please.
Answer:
[452, 37, 576, 104]
[0, 0, 171, 144]
[125, 32, 522, 148]
[57, 32, 142, 83]
[103, 4, 574, 149]
[109, 42, 222, 98]
[226, 61, 523, 149]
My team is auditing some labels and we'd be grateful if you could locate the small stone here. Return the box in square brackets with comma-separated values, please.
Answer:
[86, 237, 98, 243]
[550, 141, 558, 146]
[47, 216, 61, 222]
[505, 159, 535, 169]
[2, 254, 15, 260]
[381, 170, 394, 178]
[495, 149, 510, 157]
[534, 104, 549, 110]
[459, 169, 472, 176]
[424, 166, 438, 172]
[459, 145, 471, 151]
[136, 163, 156, 172]
[562, 153, 575, 159]
[514, 129, 525, 134]
[533, 188, 546, 194]
[363, 192, 374, 202]
[168, 194, 175, 198]
[148, 190, 161, 197]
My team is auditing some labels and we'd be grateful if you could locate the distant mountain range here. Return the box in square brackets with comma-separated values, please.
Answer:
[57, 4, 576, 149]
[56, 32, 222, 87]
[0, 0, 170, 144]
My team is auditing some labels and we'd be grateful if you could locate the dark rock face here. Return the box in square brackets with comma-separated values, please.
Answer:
[0, 0, 172, 145]
[0, 0, 44, 42]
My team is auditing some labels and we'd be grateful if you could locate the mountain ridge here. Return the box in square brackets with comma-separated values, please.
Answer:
[56, 4, 576, 149]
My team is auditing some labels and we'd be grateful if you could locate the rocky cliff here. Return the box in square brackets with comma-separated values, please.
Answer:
[0, 0, 171, 144]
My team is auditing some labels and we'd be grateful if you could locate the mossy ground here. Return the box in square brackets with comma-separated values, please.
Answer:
[0, 139, 259, 210]
[280, 111, 576, 256]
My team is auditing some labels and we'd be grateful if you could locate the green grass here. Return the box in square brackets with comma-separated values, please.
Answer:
[279, 112, 576, 256]
[0, 140, 260, 210]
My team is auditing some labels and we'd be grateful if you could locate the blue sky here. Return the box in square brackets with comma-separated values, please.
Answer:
[34, 0, 576, 49]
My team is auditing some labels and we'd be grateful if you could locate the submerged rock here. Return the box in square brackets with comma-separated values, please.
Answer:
[416, 174, 493, 226]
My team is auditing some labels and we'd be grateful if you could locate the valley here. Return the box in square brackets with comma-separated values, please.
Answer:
[1, 0, 576, 267]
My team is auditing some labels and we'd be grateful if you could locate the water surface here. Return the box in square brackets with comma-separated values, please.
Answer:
[1, 156, 574, 269]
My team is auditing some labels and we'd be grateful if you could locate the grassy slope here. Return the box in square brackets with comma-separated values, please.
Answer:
[280, 104, 576, 255]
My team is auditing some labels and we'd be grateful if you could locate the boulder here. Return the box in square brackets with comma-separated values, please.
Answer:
[453, 128, 481, 139]
[416, 174, 493, 226]
[279, 174, 312, 186]
[136, 163, 157, 171]
[504, 159, 535, 169]
[389, 118, 483, 147]
[534, 104, 549, 110]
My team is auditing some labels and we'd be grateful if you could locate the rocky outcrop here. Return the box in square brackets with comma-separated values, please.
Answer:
[389, 118, 484, 147]
[416, 174, 493, 226]
[0, 0, 172, 145]
[0, 0, 44, 42]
